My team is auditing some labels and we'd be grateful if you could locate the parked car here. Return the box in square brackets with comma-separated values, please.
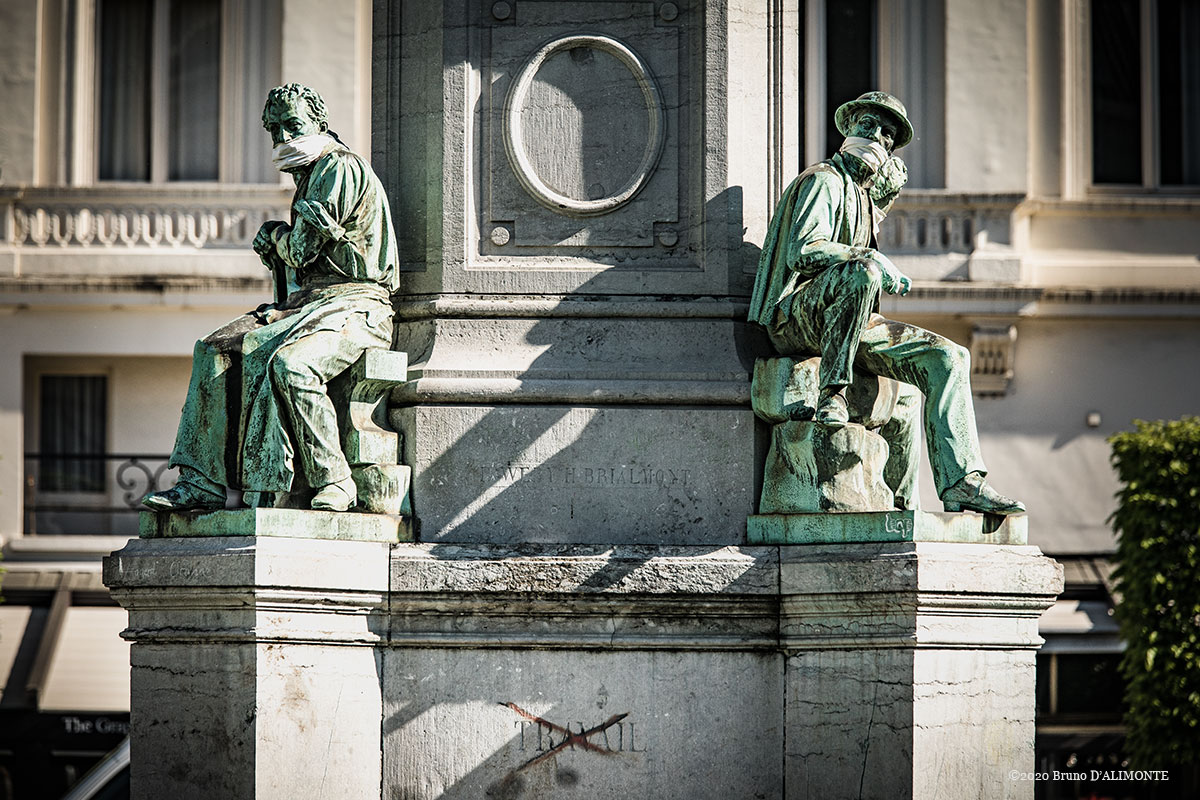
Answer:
[60, 738, 128, 800]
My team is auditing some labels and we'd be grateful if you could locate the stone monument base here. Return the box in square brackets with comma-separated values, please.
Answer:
[105, 526, 1061, 800]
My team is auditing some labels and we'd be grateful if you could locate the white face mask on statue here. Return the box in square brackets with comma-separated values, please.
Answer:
[838, 136, 889, 175]
[271, 133, 335, 172]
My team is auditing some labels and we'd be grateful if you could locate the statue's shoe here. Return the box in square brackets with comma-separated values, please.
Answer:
[142, 482, 225, 512]
[311, 477, 357, 512]
[940, 473, 1025, 514]
[814, 392, 850, 428]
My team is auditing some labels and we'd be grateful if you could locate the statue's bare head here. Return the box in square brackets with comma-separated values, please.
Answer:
[262, 83, 328, 146]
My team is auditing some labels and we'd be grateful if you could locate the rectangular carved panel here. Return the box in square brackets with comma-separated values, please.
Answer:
[479, 0, 697, 268]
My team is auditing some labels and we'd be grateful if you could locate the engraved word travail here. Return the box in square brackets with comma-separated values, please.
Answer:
[491, 464, 692, 489]
[514, 719, 646, 753]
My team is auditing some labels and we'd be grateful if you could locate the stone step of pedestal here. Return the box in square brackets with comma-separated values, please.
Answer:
[747, 509, 1028, 545]
[139, 507, 411, 542]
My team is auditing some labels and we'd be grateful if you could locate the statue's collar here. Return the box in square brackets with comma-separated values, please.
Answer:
[833, 152, 875, 188]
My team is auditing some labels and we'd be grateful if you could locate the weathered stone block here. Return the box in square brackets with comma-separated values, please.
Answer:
[779, 542, 1064, 800]
[759, 420, 894, 514]
[104, 536, 391, 800]
[394, 405, 755, 544]
[351, 463, 411, 516]
[328, 347, 408, 466]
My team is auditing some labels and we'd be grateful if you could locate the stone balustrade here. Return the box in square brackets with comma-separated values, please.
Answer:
[0, 186, 291, 250]
[878, 190, 1025, 254]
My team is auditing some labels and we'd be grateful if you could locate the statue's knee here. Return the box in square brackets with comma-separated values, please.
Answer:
[843, 260, 883, 293]
[934, 342, 971, 375]
[952, 343, 970, 370]
[270, 349, 313, 387]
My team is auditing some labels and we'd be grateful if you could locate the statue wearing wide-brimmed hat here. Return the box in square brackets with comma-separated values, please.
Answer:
[749, 90, 1023, 515]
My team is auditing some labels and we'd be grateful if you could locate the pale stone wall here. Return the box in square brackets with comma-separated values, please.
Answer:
[282, 0, 373, 155]
[944, 0, 1029, 192]
[0, 0, 38, 184]
[23, 355, 192, 455]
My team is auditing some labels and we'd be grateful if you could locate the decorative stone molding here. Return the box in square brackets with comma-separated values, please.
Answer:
[503, 33, 666, 217]
[969, 321, 1018, 396]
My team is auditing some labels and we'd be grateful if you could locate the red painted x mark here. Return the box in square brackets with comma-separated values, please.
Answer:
[502, 702, 629, 771]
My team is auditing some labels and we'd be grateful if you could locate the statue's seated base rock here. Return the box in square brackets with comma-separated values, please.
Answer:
[753, 356, 898, 513]
[760, 420, 894, 513]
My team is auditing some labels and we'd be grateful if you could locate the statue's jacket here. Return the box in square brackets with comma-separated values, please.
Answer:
[169, 143, 399, 492]
[748, 155, 881, 328]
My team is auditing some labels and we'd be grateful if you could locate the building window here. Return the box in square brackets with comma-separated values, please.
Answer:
[822, 0, 877, 161]
[801, 0, 943, 187]
[802, 0, 878, 166]
[95, 0, 281, 183]
[38, 376, 108, 493]
[1091, 0, 1200, 187]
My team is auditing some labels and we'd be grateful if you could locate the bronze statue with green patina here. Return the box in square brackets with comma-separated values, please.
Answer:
[750, 91, 1023, 515]
[144, 83, 398, 513]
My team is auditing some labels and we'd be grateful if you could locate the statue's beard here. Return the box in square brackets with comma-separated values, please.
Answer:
[838, 136, 889, 178]
[271, 133, 335, 172]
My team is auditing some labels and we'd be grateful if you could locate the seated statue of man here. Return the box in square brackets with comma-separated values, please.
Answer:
[144, 83, 398, 513]
[749, 91, 1023, 515]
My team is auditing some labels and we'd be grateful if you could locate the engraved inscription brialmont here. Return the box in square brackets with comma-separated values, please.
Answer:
[489, 463, 693, 489]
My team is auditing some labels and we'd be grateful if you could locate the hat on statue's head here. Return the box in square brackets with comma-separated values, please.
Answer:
[835, 91, 914, 150]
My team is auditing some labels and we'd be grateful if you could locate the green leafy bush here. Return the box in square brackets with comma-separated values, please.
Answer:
[1110, 417, 1200, 768]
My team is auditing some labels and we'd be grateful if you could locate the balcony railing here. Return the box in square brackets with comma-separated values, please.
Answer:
[878, 190, 1025, 254]
[23, 453, 176, 536]
[1, 185, 291, 249]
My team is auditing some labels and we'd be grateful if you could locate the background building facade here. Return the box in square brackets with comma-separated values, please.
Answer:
[0, 0, 1196, 797]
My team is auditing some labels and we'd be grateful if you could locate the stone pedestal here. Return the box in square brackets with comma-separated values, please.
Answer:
[103, 535, 391, 800]
[105, 532, 1061, 800]
[780, 542, 1062, 800]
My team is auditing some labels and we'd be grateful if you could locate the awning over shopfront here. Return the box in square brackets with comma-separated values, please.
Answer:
[0, 571, 130, 714]
[0, 606, 35, 704]
[39, 607, 129, 713]
[1039, 598, 1123, 653]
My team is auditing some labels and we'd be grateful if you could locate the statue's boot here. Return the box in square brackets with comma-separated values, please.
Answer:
[143, 478, 226, 512]
[814, 387, 850, 428]
[940, 471, 1025, 514]
[311, 475, 357, 511]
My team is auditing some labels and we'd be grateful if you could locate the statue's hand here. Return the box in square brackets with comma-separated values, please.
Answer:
[252, 221, 286, 265]
[875, 253, 912, 296]
[870, 156, 908, 205]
